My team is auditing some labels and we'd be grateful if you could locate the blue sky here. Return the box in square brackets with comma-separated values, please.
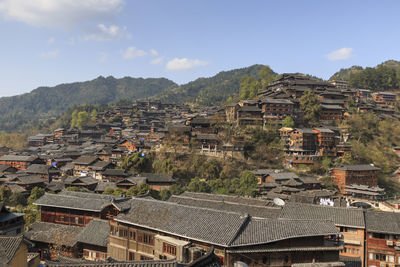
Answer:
[0, 0, 399, 97]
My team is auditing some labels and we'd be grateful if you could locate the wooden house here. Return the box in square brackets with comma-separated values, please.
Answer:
[63, 176, 98, 191]
[320, 105, 345, 121]
[365, 211, 400, 267]
[25, 164, 60, 183]
[72, 156, 99, 176]
[260, 98, 294, 122]
[108, 198, 341, 266]
[0, 155, 42, 170]
[25, 221, 82, 260]
[75, 219, 109, 261]
[280, 203, 366, 267]
[0, 203, 24, 235]
[34, 191, 131, 226]
[372, 92, 397, 106]
[140, 173, 176, 191]
[236, 106, 263, 127]
[331, 164, 380, 193]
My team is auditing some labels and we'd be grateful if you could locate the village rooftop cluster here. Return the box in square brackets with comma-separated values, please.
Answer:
[1, 73, 400, 266]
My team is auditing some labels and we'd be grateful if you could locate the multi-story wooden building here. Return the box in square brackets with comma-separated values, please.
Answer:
[287, 128, 318, 151]
[312, 128, 338, 157]
[34, 191, 131, 226]
[236, 105, 263, 127]
[331, 165, 380, 193]
[72, 156, 100, 176]
[365, 210, 400, 267]
[320, 105, 345, 121]
[108, 198, 342, 267]
[0, 155, 42, 170]
[260, 98, 294, 122]
[280, 203, 366, 267]
[75, 219, 109, 261]
[372, 92, 397, 106]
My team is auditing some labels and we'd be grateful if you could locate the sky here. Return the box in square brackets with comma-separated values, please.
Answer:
[0, 0, 400, 97]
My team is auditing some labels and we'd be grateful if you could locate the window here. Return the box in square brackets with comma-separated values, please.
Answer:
[389, 256, 395, 263]
[370, 253, 374, 260]
[119, 228, 128, 238]
[129, 252, 135, 260]
[129, 230, 136, 240]
[163, 243, 177, 256]
[143, 233, 154, 245]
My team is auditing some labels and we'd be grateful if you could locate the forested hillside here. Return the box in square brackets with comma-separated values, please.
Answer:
[156, 64, 268, 105]
[330, 60, 400, 91]
[0, 76, 176, 133]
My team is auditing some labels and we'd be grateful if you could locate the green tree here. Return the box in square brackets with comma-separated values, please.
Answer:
[299, 91, 321, 125]
[90, 109, 98, 121]
[103, 188, 115, 195]
[0, 186, 11, 204]
[281, 116, 295, 128]
[159, 188, 172, 200]
[187, 178, 211, 193]
[236, 171, 258, 197]
[122, 153, 153, 174]
[70, 109, 79, 128]
[9, 192, 27, 207]
[27, 187, 45, 205]
[77, 111, 89, 128]
[112, 188, 125, 196]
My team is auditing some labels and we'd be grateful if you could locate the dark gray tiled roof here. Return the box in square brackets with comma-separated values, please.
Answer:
[75, 219, 109, 247]
[26, 164, 58, 174]
[9, 174, 44, 185]
[102, 169, 127, 177]
[0, 235, 24, 264]
[279, 203, 365, 228]
[34, 190, 128, 212]
[168, 195, 281, 219]
[179, 192, 277, 207]
[116, 198, 248, 247]
[230, 218, 338, 246]
[44, 259, 180, 267]
[270, 172, 299, 181]
[116, 198, 339, 247]
[0, 155, 38, 162]
[333, 164, 380, 171]
[25, 222, 83, 247]
[365, 210, 400, 234]
[73, 156, 99, 165]
[95, 181, 117, 192]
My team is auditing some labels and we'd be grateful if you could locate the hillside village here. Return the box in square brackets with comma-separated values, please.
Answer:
[2, 73, 400, 267]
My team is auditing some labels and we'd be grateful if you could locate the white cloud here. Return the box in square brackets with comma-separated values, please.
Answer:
[0, 0, 125, 29]
[326, 47, 354, 61]
[122, 46, 147, 59]
[166, 58, 208, 70]
[150, 49, 158, 56]
[40, 49, 59, 58]
[150, 57, 164, 65]
[85, 24, 131, 41]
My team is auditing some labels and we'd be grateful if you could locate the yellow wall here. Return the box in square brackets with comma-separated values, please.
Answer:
[10, 242, 28, 267]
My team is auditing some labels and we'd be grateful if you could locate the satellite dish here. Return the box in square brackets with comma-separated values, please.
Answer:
[273, 198, 285, 206]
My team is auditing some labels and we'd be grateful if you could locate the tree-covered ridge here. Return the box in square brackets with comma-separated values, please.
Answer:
[156, 64, 269, 105]
[330, 60, 400, 91]
[0, 76, 177, 133]
[329, 66, 363, 81]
